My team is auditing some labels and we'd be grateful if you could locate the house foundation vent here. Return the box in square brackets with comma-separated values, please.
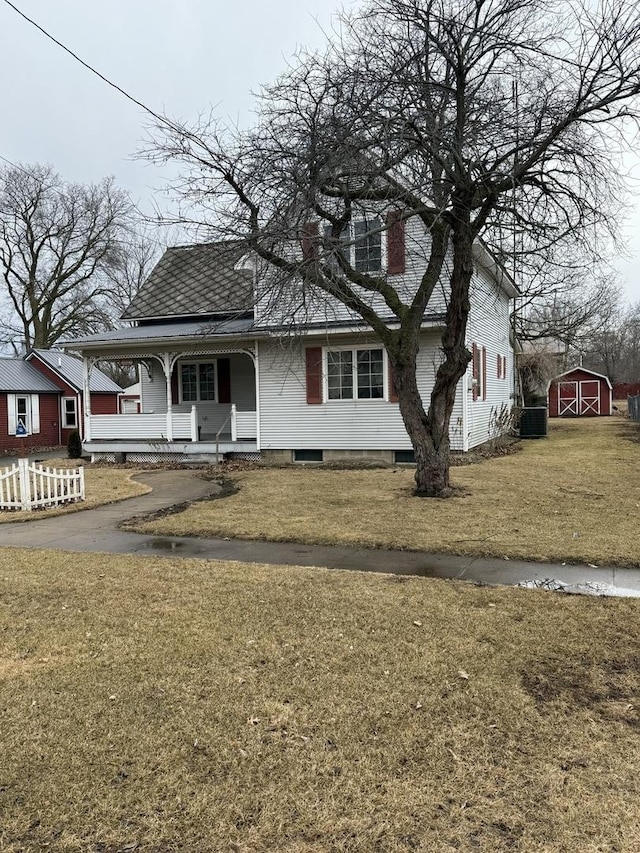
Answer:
[519, 407, 548, 439]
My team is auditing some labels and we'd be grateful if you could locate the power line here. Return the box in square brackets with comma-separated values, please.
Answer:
[1, 0, 180, 134]
[0, 2, 201, 251]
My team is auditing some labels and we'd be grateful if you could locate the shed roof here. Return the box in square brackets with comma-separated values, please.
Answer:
[122, 241, 253, 321]
[29, 350, 123, 394]
[0, 359, 60, 393]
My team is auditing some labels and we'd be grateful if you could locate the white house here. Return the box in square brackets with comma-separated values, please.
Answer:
[62, 218, 518, 463]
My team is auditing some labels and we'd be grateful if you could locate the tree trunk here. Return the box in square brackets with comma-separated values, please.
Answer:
[393, 216, 475, 497]
[394, 354, 452, 496]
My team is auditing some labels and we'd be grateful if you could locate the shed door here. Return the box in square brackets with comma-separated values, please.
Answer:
[558, 381, 578, 416]
[579, 380, 600, 415]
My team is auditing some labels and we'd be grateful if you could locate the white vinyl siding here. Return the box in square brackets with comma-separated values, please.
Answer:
[258, 332, 466, 452]
[464, 265, 514, 449]
[255, 216, 449, 328]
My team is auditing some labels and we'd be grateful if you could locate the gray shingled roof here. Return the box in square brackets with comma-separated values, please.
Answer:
[0, 359, 60, 393]
[122, 241, 254, 320]
[30, 350, 123, 393]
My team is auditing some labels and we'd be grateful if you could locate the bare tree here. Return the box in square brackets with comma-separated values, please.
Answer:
[103, 230, 162, 322]
[0, 163, 132, 352]
[519, 273, 621, 351]
[147, 0, 640, 496]
[582, 300, 640, 382]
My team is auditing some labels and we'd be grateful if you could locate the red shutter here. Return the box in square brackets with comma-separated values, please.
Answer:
[388, 359, 398, 402]
[386, 211, 405, 275]
[497, 353, 501, 379]
[472, 343, 479, 401]
[301, 222, 319, 262]
[171, 367, 179, 405]
[482, 347, 487, 400]
[217, 358, 231, 404]
[305, 347, 323, 404]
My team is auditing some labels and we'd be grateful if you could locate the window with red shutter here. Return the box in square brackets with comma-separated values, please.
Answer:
[386, 211, 405, 274]
[300, 222, 319, 261]
[305, 347, 323, 404]
[472, 343, 479, 401]
[482, 347, 487, 400]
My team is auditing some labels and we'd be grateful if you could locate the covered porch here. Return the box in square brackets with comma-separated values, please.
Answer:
[76, 333, 261, 463]
[85, 405, 258, 462]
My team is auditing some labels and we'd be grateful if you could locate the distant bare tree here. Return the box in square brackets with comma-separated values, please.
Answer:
[104, 230, 162, 322]
[582, 301, 640, 382]
[0, 163, 132, 352]
[147, 0, 640, 496]
[519, 273, 621, 352]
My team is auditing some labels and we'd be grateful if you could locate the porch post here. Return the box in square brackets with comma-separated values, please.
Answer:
[190, 405, 198, 442]
[162, 353, 174, 441]
[82, 356, 92, 441]
[231, 404, 237, 442]
[254, 341, 261, 451]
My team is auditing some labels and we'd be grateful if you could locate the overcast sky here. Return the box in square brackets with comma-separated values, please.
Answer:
[1, 0, 640, 305]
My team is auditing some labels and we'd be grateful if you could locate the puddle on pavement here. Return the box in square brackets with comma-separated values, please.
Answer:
[142, 538, 184, 551]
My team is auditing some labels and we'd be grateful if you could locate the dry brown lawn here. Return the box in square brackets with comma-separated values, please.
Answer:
[1, 547, 639, 852]
[0, 459, 149, 523]
[134, 417, 640, 567]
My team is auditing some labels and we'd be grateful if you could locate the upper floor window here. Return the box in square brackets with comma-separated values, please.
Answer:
[354, 219, 382, 272]
[327, 347, 385, 400]
[323, 218, 383, 273]
[180, 362, 217, 402]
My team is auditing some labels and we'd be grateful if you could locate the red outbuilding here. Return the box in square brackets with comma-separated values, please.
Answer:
[547, 367, 612, 417]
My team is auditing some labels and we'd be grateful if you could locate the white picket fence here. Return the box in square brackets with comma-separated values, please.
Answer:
[0, 458, 85, 512]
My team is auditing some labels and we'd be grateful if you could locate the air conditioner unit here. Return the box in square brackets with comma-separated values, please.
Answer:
[520, 406, 548, 439]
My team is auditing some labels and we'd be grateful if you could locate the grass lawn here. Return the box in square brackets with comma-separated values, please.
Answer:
[1, 547, 639, 852]
[0, 460, 149, 523]
[130, 417, 640, 567]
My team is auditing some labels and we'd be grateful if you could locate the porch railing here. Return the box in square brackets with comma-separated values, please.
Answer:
[86, 406, 257, 443]
[232, 406, 257, 441]
[88, 407, 198, 442]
